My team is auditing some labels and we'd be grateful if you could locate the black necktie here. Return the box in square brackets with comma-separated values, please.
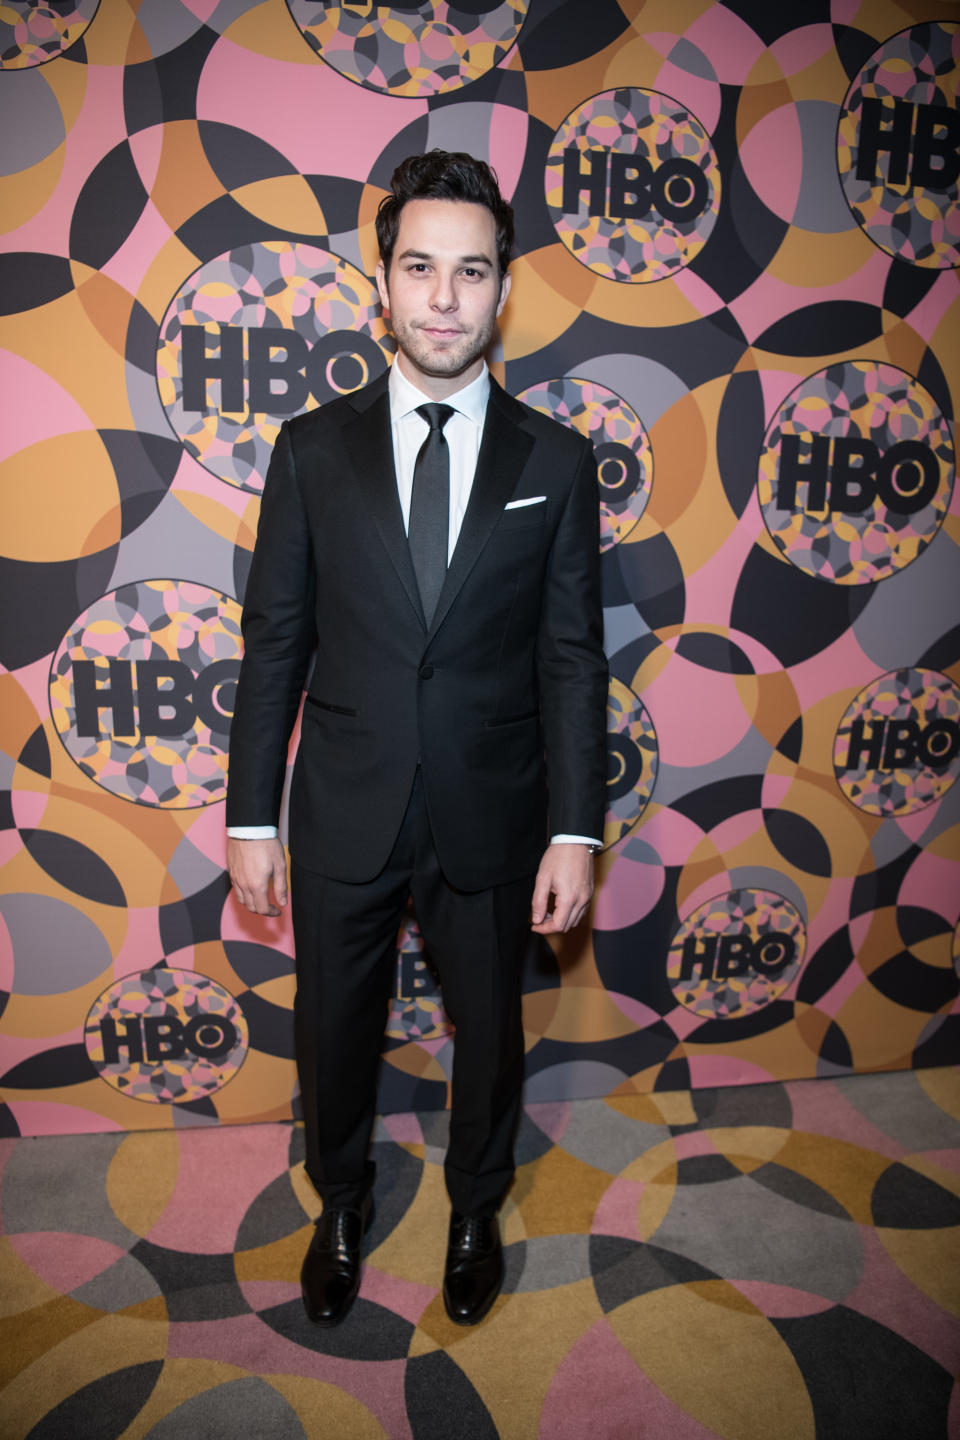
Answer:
[409, 403, 454, 625]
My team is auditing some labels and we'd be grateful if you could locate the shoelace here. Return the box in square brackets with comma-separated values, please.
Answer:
[319, 1208, 363, 1250]
[451, 1214, 493, 1249]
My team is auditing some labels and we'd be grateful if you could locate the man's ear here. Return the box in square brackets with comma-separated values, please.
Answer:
[496, 270, 511, 317]
[375, 259, 390, 316]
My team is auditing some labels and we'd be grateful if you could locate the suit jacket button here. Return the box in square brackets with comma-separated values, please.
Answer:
[419, 665, 434, 679]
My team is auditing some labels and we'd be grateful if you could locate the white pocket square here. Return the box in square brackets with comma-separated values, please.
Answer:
[505, 495, 547, 509]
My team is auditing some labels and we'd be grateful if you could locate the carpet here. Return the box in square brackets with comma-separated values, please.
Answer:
[2, 1067, 959, 1438]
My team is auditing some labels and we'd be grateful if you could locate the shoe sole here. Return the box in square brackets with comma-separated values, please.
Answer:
[303, 1293, 359, 1327]
[442, 1277, 504, 1326]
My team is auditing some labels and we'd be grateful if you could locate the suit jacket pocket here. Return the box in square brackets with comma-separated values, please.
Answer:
[470, 711, 541, 775]
[483, 710, 539, 728]
[497, 504, 547, 534]
[305, 695, 358, 717]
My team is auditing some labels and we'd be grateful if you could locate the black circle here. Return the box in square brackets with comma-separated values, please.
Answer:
[607, 733, 643, 800]
[595, 442, 640, 504]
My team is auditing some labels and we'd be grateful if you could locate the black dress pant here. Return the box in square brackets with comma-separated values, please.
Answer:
[291, 771, 534, 1217]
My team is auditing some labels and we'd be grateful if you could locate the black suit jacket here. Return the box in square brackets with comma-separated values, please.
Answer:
[226, 371, 608, 890]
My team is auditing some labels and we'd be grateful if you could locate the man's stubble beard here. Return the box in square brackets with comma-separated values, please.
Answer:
[391, 313, 497, 382]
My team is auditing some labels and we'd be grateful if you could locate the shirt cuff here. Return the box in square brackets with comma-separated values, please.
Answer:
[229, 828, 601, 846]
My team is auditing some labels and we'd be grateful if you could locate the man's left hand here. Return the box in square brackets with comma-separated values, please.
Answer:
[531, 843, 594, 934]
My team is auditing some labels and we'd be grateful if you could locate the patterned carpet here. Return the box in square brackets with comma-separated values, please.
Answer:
[2, 1068, 959, 1439]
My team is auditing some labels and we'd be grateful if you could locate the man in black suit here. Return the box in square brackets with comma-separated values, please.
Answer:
[227, 151, 607, 1327]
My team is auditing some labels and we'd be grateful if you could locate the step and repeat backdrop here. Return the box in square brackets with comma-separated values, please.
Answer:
[0, 0, 958, 1137]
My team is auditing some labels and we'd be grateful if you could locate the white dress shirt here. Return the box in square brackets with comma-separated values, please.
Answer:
[389, 359, 486, 562]
[228, 362, 601, 850]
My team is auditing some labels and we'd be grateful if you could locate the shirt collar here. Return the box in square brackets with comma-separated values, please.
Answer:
[388, 360, 490, 428]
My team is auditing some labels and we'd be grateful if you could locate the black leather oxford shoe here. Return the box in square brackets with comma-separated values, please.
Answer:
[301, 1194, 373, 1326]
[442, 1211, 504, 1325]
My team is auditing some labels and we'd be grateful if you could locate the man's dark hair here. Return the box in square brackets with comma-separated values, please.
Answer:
[376, 150, 514, 279]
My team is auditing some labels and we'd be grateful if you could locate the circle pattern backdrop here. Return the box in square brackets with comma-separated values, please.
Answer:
[517, 378, 653, 550]
[833, 668, 960, 816]
[544, 88, 722, 281]
[757, 361, 955, 584]
[286, 0, 528, 95]
[666, 889, 806, 1021]
[84, 966, 249, 1104]
[0, 0, 957, 1138]
[0, 0, 98, 68]
[49, 582, 243, 809]
[604, 678, 659, 850]
[156, 243, 394, 494]
[837, 21, 960, 267]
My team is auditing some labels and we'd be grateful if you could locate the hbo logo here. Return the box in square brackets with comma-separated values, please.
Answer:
[180, 325, 386, 414]
[857, 98, 959, 191]
[776, 435, 940, 514]
[98, 1013, 239, 1064]
[840, 717, 960, 772]
[72, 658, 239, 740]
[677, 932, 797, 983]
[561, 147, 709, 224]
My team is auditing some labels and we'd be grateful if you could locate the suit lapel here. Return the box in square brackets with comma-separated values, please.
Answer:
[341, 375, 426, 626]
[340, 372, 536, 636]
[430, 379, 534, 636]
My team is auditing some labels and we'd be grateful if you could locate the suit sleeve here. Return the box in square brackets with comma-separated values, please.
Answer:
[226, 421, 317, 828]
[536, 437, 608, 841]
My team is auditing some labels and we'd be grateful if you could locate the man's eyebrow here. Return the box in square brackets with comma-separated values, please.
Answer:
[397, 248, 494, 266]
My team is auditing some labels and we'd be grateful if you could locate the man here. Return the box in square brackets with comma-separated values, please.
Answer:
[227, 150, 607, 1327]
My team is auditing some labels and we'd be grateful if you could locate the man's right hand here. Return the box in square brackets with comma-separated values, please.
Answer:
[227, 836, 288, 917]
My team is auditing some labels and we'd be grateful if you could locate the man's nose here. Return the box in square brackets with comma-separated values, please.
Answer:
[429, 273, 457, 309]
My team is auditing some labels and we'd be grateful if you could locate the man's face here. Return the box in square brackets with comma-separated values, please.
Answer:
[376, 198, 511, 398]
